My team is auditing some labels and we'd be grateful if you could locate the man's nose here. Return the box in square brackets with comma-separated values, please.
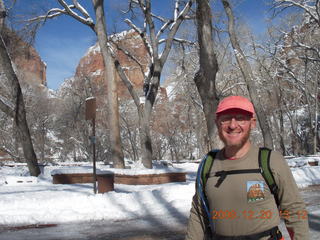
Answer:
[229, 117, 238, 128]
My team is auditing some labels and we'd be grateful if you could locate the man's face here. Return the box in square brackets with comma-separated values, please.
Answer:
[216, 110, 256, 148]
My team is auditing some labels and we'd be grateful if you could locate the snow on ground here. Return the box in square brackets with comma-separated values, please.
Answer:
[0, 156, 319, 226]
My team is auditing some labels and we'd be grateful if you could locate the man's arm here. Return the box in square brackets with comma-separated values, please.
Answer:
[185, 194, 208, 240]
[271, 151, 310, 240]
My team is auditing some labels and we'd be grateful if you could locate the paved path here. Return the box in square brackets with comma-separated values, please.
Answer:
[0, 216, 187, 240]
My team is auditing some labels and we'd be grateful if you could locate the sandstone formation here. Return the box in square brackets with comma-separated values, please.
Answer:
[75, 30, 148, 99]
[3, 28, 47, 87]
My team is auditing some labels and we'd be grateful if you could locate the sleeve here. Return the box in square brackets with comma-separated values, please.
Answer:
[185, 194, 208, 240]
[270, 151, 310, 240]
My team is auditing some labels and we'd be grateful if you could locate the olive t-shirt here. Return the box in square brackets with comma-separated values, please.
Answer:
[205, 146, 279, 236]
[185, 145, 309, 240]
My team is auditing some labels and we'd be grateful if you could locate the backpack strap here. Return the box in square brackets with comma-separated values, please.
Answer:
[259, 147, 280, 206]
[201, 150, 218, 187]
[196, 150, 219, 234]
[214, 169, 261, 187]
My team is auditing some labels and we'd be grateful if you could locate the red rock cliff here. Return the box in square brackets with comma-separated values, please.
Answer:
[3, 28, 46, 87]
[75, 30, 148, 99]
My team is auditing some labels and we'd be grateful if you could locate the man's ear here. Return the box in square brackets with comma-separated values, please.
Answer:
[250, 117, 257, 129]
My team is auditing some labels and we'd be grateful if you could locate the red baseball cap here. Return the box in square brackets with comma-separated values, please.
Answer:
[216, 96, 255, 115]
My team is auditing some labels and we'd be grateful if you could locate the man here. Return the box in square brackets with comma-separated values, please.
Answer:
[185, 96, 309, 240]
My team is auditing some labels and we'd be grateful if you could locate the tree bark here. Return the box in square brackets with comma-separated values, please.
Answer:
[222, 0, 274, 149]
[273, 77, 286, 155]
[140, 109, 153, 168]
[141, 61, 162, 168]
[113, 58, 152, 167]
[194, 0, 219, 150]
[0, 0, 40, 176]
[92, 0, 124, 168]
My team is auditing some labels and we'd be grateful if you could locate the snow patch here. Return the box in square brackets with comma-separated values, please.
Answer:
[0, 156, 319, 226]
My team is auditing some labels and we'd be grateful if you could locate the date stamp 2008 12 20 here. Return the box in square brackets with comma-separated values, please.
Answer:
[211, 209, 308, 220]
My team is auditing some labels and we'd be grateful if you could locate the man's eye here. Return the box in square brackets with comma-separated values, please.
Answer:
[235, 116, 245, 121]
[221, 117, 232, 122]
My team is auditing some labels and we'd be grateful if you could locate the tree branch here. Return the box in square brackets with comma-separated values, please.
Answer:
[28, 8, 70, 23]
[274, 0, 320, 26]
[124, 18, 153, 57]
[158, 37, 196, 46]
[160, 0, 194, 66]
[105, 42, 142, 108]
[109, 37, 146, 74]
[57, 0, 94, 29]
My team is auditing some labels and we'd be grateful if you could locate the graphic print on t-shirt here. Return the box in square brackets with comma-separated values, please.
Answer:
[247, 181, 265, 202]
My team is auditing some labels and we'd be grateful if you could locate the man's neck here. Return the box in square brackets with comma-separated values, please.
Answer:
[223, 141, 251, 160]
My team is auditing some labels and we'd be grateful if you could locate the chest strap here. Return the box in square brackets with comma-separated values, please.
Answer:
[214, 169, 261, 187]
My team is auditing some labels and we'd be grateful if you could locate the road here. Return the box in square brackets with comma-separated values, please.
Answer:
[0, 216, 187, 240]
[0, 186, 319, 240]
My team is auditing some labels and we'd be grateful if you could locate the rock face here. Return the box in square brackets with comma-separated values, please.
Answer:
[75, 30, 148, 99]
[3, 28, 47, 87]
[13, 47, 47, 87]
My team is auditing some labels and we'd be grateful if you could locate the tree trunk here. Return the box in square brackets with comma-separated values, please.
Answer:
[0, 1, 40, 176]
[92, 0, 124, 168]
[263, 69, 285, 153]
[194, 0, 219, 151]
[222, 0, 273, 149]
[141, 70, 162, 168]
[139, 110, 153, 169]
[314, 81, 318, 154]
[278, 110, 286, 154]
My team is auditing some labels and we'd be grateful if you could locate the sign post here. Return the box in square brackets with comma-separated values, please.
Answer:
[85, 97, 97, 194]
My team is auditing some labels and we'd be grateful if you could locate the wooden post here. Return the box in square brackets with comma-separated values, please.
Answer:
[85, 97, 97, 194]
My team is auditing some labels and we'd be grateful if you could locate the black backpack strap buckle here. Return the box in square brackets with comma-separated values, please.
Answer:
[270, 226, 283, 240]
[214, 171, 227, 187]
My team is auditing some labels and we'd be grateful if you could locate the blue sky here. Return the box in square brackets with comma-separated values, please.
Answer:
[35, 15, 96, 90]
[10, 0, 273, 90]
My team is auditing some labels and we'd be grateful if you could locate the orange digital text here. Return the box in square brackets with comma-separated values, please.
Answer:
[211, 210, 308, 220]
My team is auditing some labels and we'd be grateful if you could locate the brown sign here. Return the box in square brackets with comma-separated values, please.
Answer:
[85, 97, 96, 120]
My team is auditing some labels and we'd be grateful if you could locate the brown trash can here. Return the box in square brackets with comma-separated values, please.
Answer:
[97, 171, 114, 193]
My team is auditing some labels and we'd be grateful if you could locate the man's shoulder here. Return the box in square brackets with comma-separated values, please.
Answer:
[252, 145, 285, 159]
[251, 146, 286, 166]
[267, 149, 288, 171]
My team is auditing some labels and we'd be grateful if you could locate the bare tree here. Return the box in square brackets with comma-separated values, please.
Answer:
[92, 0, 124, 167]
[27, 0, 125, 168]
[0, 0, 40, 176]
[23, 85, 51, 162]
[221, 0, 274, 149]
[194, 0, 219, 150]
[25, 0, 194, 168]
[119, 101, 140, 162]
[273, 0, 320, 27]
[273, 0, 320, 154]
[252, 42, 288, 154]
[112, 0, 195, 168]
